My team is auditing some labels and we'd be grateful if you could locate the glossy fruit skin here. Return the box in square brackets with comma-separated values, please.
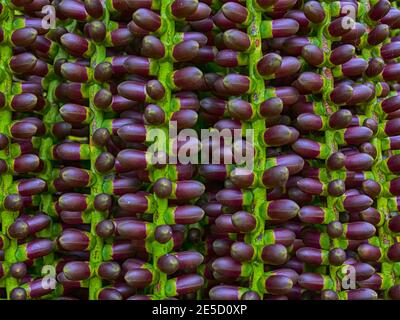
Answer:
[261, 244, 288, 265]
[2, 0, 400, 302]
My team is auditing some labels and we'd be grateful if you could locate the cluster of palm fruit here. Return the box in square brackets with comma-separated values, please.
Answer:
[0, 0, 400, 300]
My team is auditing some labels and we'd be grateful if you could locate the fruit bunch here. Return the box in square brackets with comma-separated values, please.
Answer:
[0, 0, 400, 300]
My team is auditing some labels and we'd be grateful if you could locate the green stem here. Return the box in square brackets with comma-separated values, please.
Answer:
[1, 2, 18, 299]
[88, 10, 110, 300]
[151, 0, 175, 299]
[246, 0, 266, 298]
